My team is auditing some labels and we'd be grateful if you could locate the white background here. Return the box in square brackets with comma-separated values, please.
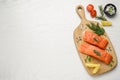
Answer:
[0, 0, 120, 80]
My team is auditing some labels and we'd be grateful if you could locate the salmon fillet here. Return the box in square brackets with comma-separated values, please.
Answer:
[83, 31, 108, 49]
[79, 42, 112, 64]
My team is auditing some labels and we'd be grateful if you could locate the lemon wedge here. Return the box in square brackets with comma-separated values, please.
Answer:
[86, 63, 101, 74]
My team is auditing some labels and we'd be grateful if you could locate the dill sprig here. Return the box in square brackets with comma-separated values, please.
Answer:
[87, 23, 105, 35]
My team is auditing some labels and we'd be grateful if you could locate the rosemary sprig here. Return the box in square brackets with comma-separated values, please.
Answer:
[87, 23, 105, 35]
[96, 5, 107, 21]
[99, 5, 104, 17]
[96, 16, 107, 21]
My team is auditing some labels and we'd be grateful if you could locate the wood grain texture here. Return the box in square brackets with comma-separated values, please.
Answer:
[73, 5, 117, 75]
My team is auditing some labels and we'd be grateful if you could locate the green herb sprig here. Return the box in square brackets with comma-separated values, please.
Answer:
[87, 23, 105, 35]
[96, 5, 107, 21]
[108, 59, 114, 67]
[93, 37, 99, 42]
[96, 16, 107, 21]
[85, 55, 92, 62]
[93, 50, 101, 56]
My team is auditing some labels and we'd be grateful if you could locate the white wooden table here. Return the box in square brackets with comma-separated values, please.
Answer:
[0, 0, 119, 80]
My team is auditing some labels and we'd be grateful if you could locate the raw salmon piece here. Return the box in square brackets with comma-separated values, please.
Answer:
[79, 42, 112, 64]
[83, 31, 108, 49]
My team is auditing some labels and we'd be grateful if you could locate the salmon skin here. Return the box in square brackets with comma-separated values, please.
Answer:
[83, 31, 108, 49]
[79, 42, 112, 64]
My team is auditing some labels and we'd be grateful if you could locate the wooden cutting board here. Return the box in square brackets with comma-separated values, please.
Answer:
[73, 5, 117, 75]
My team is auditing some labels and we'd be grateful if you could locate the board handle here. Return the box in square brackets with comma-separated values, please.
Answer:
[76, 5, 87, 23]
